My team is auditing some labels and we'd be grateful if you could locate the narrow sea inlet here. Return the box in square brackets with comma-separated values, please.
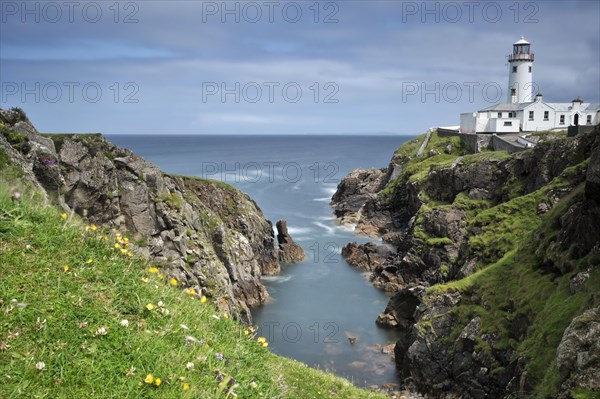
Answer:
[108, 134, 411, 386]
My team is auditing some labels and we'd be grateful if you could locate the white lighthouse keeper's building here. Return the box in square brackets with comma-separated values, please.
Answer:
[460, 38, 600, 134]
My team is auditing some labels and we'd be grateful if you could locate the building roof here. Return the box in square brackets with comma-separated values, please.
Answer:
[479, 103, 529, 112]
[587, 104, 600, 111]
[545, 103, 571, 111]
[514, 37, 530, 45]
[480, 102, 600, 113]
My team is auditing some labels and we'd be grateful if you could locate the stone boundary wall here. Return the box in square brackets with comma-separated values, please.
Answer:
[436, 129, 492, 153]
[490, 134, 524, 153]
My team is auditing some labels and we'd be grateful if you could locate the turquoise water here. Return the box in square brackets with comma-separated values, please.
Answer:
[108, 134, 412, 387]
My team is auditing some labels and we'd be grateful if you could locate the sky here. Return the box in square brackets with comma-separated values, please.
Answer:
[1, 0, 599, 135]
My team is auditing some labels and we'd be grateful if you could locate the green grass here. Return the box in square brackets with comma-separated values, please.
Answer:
[528, 130, 568, 138]
[1, 124, 28, 147]
[393, 134, 426, 158]
[156, 192, 184, 211]
[382, 131, 471, 199]
[0, 107, 28, 124]
[0, 149, 9, 169]
[0, 183, 385, 399]
[40, 133, 104, 153]
[459, 150, 510, 166]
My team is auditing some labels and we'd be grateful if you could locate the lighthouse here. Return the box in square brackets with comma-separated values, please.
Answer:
[507, 37, 534, 103]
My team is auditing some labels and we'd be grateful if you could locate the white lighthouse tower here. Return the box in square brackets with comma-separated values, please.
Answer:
[507, 37, 534, 103]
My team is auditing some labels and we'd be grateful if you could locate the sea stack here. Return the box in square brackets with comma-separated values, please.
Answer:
[276, 219, 306, 264]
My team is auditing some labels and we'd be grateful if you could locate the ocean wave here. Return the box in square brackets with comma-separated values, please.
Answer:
[287, 226, 313, 235]
[312, 221, 336, 235]
[314, 215, 335, 221]
[322, 185, 338, 196]
[261, 275, 294, 284]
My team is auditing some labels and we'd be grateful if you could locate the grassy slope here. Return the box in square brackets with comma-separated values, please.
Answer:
[0, 170, 384, 398]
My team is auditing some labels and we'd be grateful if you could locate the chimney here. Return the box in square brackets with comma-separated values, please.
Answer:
[534, 93, 543, 102]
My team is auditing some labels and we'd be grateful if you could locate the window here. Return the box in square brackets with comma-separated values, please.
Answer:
[511, 89, 516, 97]
[512, 66, 517, 73]
[560, 115, 565, 125]
[528, 66, 532, 73]
[529, 111, 534, 121]
[508, 112, 516, 118]
[498, 112, 502, 118]
[544, 111, 549, 121]
[504, 121, 512, 126]
[588, 115, 593, 124]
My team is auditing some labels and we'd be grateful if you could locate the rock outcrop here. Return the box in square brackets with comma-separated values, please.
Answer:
[341, 242, 392, 272]
[0, 108, 285, 323]
[331, 167, 389, 234]
[556, 307, 600, 398]
[275, 219, 305, 263]
[333, 129, 600, 398]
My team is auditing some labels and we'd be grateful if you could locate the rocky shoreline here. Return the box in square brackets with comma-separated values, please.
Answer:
[332, 130, 600, 398]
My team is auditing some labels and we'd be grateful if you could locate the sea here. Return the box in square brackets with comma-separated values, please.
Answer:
[107, 134, 413, 387]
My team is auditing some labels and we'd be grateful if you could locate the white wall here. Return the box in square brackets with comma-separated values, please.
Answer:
[460, 113, 477, 133]
[521, 102, 556, 131]
[491, 117, 520, 133]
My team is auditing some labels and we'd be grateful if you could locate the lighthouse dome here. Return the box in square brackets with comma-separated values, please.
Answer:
[514, 36, 530, 45]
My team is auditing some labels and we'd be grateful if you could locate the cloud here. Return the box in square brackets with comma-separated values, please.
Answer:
[0, 0, 598, 134]
[2, 39, 173, 61]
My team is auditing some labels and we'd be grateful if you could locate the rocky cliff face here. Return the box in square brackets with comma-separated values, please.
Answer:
[332, 129, 600, 398]
[0, 108, 284, 323]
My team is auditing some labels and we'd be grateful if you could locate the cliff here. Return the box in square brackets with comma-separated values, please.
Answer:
[0, 108, 281, 324]
[0, 132, 386, 398]
[333, 129, 600, 398]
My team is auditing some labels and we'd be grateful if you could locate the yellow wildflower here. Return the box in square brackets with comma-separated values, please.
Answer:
[257, 337, 266, 344]
[114, 243, 121, 249]
[144, 374, 154, 384]
[146, 304, 155, 311]
[63, 265, 69, 272]
[200, 295, 207, 304]
[85, 259, 93, 264]
[141, 277, 149, 283]
[148, 267, 159, 274]
[169, 278, 178, 286]
[60, 213, 68, 220]
[185, 288, 195, 295]
[121, 249, 128, 255]
[223, 313, 229, 320]
[154, 378, 162, 387]
[91, 225, 97, 231]
[262, 341, 268, 348]
[124, 237, 129, 243]
[183, 382, 190, 391]
[85, 225, 91, 231]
